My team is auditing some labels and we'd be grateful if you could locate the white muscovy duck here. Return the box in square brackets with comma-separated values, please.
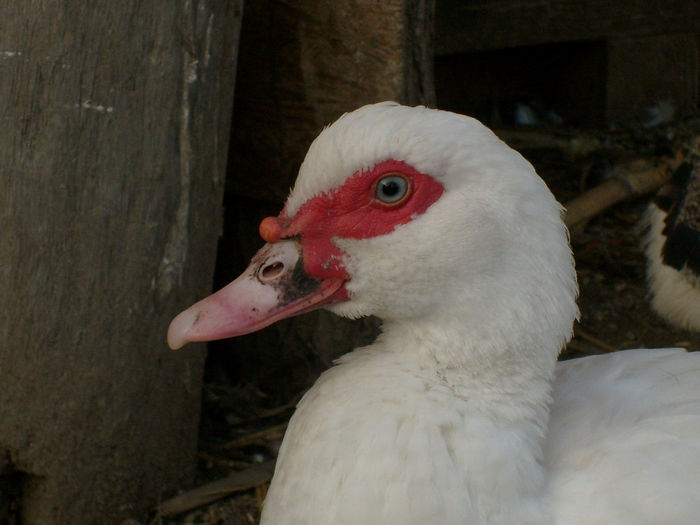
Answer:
[168, 103, 700, 524]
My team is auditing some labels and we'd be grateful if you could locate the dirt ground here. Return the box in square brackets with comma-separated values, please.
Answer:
[142, 125, 700, 525]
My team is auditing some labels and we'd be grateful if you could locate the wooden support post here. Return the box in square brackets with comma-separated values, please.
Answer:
[0, 1, 242, 523]
[229, 0, 436, 203]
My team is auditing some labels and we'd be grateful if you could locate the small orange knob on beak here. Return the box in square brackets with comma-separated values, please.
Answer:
[259, 216, 283, 242]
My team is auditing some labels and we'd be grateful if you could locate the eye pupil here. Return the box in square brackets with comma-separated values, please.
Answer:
[375, 175, 409, 204]
[382, 180, 400, 196]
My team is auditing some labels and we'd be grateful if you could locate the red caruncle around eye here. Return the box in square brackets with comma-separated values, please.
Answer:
[255, 159, 444, 285]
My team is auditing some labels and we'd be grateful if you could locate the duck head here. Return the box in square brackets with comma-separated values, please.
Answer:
[168, 103, 577, 356]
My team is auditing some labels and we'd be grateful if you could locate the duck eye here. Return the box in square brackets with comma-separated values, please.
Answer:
[375, 175, 409, 204]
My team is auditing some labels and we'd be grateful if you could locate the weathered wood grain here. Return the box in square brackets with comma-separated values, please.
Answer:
[0, 1, 241, 523]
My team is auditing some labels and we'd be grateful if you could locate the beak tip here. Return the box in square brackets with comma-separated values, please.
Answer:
[167, 307, 198, 350]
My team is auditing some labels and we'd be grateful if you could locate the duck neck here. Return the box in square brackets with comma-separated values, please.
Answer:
[377, 315, 559, 523]
[380, 312, 559, 409]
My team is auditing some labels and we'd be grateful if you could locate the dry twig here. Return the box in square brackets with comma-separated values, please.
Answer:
[221, 423, 288, 450]
[574, 326, 618, 352]
[564, 156, 682, 231]
[157, 461, 275, 517]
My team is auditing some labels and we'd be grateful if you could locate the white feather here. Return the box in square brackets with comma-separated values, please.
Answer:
[548, 348, 700, 524]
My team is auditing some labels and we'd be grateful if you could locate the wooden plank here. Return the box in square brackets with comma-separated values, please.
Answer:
[436, 0, 700, 55]
[229, 0, 435, 203]
[0, 1, 241, 523]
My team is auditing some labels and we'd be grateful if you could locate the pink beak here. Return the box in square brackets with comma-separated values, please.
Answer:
[167, 240, 346, 349]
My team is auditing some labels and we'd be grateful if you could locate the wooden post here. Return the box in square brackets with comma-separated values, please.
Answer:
[229, 0, 435, 203]
[0, 1, 241, 523]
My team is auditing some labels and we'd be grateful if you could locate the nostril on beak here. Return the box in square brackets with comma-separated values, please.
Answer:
[254, 240, 301, 284]
[259, 260, 285, 281]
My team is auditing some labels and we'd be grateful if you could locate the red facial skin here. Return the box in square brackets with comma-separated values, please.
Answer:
[258, 159, 445, 302]
[167, 159, 445, 349]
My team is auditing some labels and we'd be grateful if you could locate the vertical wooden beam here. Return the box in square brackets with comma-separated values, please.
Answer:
[0, 1, 242, 523]
[229, 0, 436, 202]
[405, 0, 437, 106]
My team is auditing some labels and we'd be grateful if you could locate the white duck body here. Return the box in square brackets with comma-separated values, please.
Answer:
[260, 103, 574, 525]
[548, 348, 700, 524]
[168, 103, 700, 524]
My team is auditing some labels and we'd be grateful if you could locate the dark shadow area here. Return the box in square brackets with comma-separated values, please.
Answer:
[436, 40, 607, 127]
[0, 454, 27, 525]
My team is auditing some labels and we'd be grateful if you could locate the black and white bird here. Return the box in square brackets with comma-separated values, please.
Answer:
[643, 141, 700, 331]
[169, 103, 700, 524]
